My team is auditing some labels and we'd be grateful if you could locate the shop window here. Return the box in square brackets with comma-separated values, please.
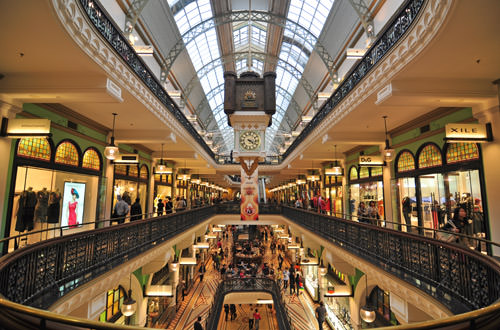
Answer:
[140, 165, 149, 180]
[371, 166, 383, 177]
[349, 166, 358, 181]
[359, 167, 369, 179]
[55, 141, 79, 166]
[418, 144, 442, 169]
[17, 138, 51, 161]
[446, 143, 479, 164]
[82, 148, 101, 171]
[396, 151, 415, 172]
[128, 165, 138, 177]
[99, 286, 125, 322]
[115, 164, 127, 176]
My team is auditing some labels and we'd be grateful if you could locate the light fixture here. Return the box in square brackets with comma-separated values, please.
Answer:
[318, 260, 327, 276]
[257, 299, 273, 304]
[104, 113, 119, 160]
[191, 178, 201, 184]
[346, 48, 366, 59]
[360, 275, 376, 323]
[1, 118, 52, 138]
[156, 143, 172, 174]
[326, 144, 342, 176]
[121, 274, 137, 320]
[133, 45, 154, 56]
[382, 116, 395, 162]
[301, 115, 313, 123]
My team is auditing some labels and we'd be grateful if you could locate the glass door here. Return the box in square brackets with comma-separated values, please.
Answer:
[397, 177, 417, 232]
[419, 174, 445, 235]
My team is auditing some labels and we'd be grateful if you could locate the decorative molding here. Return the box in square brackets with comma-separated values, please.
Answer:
[285, 0, 454, 162]
[50, 0, 217, 167]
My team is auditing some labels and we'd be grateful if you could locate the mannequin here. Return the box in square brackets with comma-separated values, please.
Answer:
[34, 187, 49, 222]
[47, 188, 61, 223]
[15, 187, 37, 232]
[67, 188, 79, 227]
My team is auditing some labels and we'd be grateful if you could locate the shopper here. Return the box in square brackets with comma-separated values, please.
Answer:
[194, 316, 203, 330]
[253, 309, 261, 330]
[230, 304, 237, 320]
[224, 304, 229, 321]
[113, 195, 129, 224]
[315, 301, 327, 330]
[130, 198, 142, 221]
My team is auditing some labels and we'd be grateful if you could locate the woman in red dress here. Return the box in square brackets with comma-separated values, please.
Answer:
[68, 188, 79, 227]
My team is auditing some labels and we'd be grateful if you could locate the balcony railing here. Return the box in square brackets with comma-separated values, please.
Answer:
[0, 205, 500, 329]
[77, 0, 425, 163]
[205, 278, 293, 330]
[0, 207, 214, 309]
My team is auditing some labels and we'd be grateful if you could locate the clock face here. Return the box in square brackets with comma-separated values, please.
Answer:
[239, 131, 261, 151]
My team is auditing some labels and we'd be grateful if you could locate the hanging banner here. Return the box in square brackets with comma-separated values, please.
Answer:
[241, 167, 259, 220]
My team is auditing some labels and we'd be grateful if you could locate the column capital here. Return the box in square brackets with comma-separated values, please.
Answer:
[0, 100, 22, 118]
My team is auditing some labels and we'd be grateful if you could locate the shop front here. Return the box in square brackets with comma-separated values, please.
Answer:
[154, 173, 173, 215]
[301, 255, 319, 301]
[325, 175, 343, 217]
[6, 138, 104, 251]
[394, 142, 487, 240]
[322, 265, 352, 330]
[348, 165, 384, 223]
[113, 164, 149, 217]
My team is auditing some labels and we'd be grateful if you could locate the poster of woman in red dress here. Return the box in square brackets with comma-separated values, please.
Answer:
[62, 182, 86, 229]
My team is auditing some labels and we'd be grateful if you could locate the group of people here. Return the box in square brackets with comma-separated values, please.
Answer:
[294, 193, 332, 214]
[357, 200, 381, 225]
[113, 193, 142, 224]
[155, 196, 187, 215]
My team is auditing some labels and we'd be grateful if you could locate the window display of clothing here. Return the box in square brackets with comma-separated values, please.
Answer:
[47, 191, 61, 223]
[34, 188, 49, 222]
[67, 200, 78, 227]
[15, 188, 37, 232]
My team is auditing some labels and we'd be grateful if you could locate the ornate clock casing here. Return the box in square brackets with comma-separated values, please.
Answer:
[239, 130, 261, 152]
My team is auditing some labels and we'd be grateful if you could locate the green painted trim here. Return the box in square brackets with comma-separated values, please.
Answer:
[350, 268, 364, 293]
[0, 139, 17, 241]
[133, 268, 150, 287]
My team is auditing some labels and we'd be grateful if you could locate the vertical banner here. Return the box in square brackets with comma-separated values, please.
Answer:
[241, 167, 259, 220]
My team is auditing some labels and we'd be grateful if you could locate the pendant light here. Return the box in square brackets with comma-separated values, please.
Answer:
[382, 115, 395, 162]
[156, 143, 172, 174]
[360, 275, 376, 323]
[104, 113, 119, 160]
[121, 274, 137, 319]
[326, 144, 342, 176]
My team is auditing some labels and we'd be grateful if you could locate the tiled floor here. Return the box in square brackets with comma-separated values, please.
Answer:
[158, 227, 327, 330]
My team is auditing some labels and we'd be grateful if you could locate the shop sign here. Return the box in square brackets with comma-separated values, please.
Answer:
[359, 155, 384, 166]
[1, 118, 51, 138]
[114, 154, 139, 163]
[445, 123, 492, 142]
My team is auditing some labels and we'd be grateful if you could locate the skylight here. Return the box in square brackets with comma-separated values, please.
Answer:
[169, 0, 233, 152]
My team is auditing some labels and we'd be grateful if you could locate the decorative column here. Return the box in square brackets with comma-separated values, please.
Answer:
[0, 102, 21, 230]
[148, 160, 156, 217]
[381, 144, 395, 228]
[104, 132, 115, 225]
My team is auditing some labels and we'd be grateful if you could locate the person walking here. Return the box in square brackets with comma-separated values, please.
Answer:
[113, 195, 129, 224]
[295, 272, 301, 296]
[224, 304, 229, 321]
[253, 309, 261, 330]
[130, 198, 142, 221]
[283, 268, 289, 291]
[230, 304, 237, 320]
[249, 312, 254, 329]
[315, 301, 327, 330]
[194, 316, 203, 330]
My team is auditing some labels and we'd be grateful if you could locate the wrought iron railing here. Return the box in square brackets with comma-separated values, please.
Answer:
[282, 206, 500, 314]
[282, 0, 425, 161]
[205, 278, 294, 330]
[77, 0, 425, 164]
[215, 202, 282, 214]
[0, 206, 215, 309]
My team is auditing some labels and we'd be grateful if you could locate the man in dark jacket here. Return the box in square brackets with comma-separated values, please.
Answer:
[194, 316, 203, 330]
[130, 198, 142, 221]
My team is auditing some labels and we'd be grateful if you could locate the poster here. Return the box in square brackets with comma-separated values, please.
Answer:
[241, 167, 259, 220]
[62, 182, 86, 228]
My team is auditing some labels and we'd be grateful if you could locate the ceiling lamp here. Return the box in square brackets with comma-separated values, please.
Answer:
[121, 274, 137, 318]
[326, 144, 342, 176]
[296, 179, 306, 185]
[191, 178, 201, 184]
[360, 275, 376, 323]
[156, 143, 172, 174]
[104, 113, 119, 160]
[346, 48, 366, 59]
[382, 116, 395, 162]
[178, 173, 191, 181]
[301, 115, 313, 123]
[307, 174, 319, 181]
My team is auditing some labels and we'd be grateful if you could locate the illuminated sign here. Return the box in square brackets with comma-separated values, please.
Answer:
[445, 123, 492, 142]
[2, 118, 51, 138]
[358, 155, 384, 166]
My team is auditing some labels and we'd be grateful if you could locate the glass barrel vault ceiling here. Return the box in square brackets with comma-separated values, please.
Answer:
[168, 0, 335, 155]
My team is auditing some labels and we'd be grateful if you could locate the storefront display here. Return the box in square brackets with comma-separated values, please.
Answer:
[325, 176, 343, 217]
[348, 166, 384, 223]
[302, 264, 319, 301]
[7, 138, 103, 251]
[113, 164, 149, 217]
[394, 142, 486, 240]
[322, 265, 352, 330]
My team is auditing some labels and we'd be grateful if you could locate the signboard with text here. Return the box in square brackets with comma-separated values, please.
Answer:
[240, 168, 259, 220]
[358, 155, 384, 166]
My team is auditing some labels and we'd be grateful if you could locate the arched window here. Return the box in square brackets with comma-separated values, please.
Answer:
[99, 286, 126, 322]
[115, 164, 127, 176]
[349, 166, 358, 181]
[359, 167, 369, 179]
[140, 165, 149, 180]
[396, 151, 416, 173]
[128, 165, 138, 177]
[17, 138, 51, 161]
[55, 141, 79, 166]
[371, 166, 383, 177]
[418, 144, 442, 169]
[446, 143, 479, 164]
[82, 148, 101, 171]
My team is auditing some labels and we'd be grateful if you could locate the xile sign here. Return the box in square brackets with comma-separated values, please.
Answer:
[445, 123, 492, 142]
[359, 155, 384, 166]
